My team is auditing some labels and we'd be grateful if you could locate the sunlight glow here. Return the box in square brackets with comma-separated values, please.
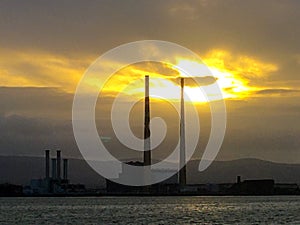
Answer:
[0, 48, 278, 103]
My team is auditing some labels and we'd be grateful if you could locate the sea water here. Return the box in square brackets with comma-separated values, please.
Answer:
[0, 196, 299, 224]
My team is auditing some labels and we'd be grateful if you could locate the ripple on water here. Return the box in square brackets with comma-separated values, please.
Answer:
[0, 196, 299, 224]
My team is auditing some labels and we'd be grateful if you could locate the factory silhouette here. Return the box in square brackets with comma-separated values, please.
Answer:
[104, 75, 299, 195]
[106, 75, 187, 193]
[1, 75, 299, 196]
[22, 150, 86, 195]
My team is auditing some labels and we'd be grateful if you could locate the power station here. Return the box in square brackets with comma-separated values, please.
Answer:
[24, 150, 85, 195]
[26, 75, 189, 195]
[12, 75, 299, 197]
[106, 75, 188, 194]
[45, 149, 68, 182]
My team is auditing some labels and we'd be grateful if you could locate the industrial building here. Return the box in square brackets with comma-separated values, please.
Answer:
[0, 183, 23, 196]
[230, 176, 275, 195]
[106, 161, 179, 195]
[24, 150, 86, 195]
[104, 76, 300, 196]
[106, 75, 188, 194]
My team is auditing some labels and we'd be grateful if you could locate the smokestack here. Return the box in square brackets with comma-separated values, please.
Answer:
[56, 150, 61, 180]
[45, 150, 50, 179]
[237, 176, 241, 184]
[144, 75, 151, 166]
[179, 77, 186, 186]
[51, 158, 57, 179]
[63, 159, 68, 180]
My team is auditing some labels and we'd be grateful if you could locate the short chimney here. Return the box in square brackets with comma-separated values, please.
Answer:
[56, 150, 61, 180]
[45, 150, 50, 179]
[63, 159, 68, 180]
[52, 158, 57, 179]
[237, 175, 241, 184]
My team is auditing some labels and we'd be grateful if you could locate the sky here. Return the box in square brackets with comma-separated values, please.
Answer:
[0, 0, 299, 163]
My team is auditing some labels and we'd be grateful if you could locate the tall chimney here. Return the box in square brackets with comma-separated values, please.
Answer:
[45, 150, 50, 179]
[179, 77, 187, 186]
[52, 158, 57, 179]
[63, 159, 68, 180]
[56, 150, 61, 180]
[144, 75, 151, 166]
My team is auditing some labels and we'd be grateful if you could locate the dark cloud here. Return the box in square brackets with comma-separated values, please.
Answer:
[0, 0, 299, 86]
[0, 113, 80, 158]
[0, 1, 299, 59]
[169, 76, 217, 87]
[0, 87, 299, 163]
[129, 62, 180, 77]
[0, 1, 299, 164]
[256, 88, 300, 95]
[0, 87, 72, 119]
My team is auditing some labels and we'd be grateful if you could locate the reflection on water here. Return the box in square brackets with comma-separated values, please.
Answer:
[0, 196, 299, 224]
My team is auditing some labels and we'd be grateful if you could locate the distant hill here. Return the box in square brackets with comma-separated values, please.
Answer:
[0, 156, 106, 188]
[187, 158, 300, 184]
[0, 156, 299, 188]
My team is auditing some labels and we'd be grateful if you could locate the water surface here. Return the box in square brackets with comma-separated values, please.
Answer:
[0, 196, 299, 224]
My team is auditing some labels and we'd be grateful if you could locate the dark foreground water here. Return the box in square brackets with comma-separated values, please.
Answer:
[0, 196, 299, 224]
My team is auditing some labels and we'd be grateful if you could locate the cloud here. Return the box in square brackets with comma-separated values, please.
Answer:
[0, 87, 72, 119]
[202, 49, 278, 79]
[0, 0, 299, 164]
[255, 88, 300, 95]
[0, 49, 93, 92]
[170, 76, 218, 87]
[168, 2, 201, 20]
[0, 86, 300, 163]
[0, 46, 287, 103]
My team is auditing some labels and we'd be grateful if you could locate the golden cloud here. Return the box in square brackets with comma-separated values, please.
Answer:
[0, 49, 93, 92]
[2, 47, 294, 103]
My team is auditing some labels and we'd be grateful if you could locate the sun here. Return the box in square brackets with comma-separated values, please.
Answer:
[99, 56, 256, 104]
[172, 59, 252, 102]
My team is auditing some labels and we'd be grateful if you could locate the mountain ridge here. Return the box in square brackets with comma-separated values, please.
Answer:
[0, 155, 299, 188]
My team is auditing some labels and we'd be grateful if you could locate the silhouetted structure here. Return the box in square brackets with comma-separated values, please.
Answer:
[103, 76, 299, 196]
[63, 159, 68, 180]
[0, 183, 23, 196]
[106, 76, 195, 194]
[231, 176, 275, 195]
[179, 77, 186, 186]
[56, 150, 61, 180]
[51, 158, 57, 179]
[23, 150, 85, 196]
[237, 175, 241, 184]
[144, 75, 151, 166]
[274, 183, 299, 195]
[45, 149, 50, 179]
[106, 161, 178, 195]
